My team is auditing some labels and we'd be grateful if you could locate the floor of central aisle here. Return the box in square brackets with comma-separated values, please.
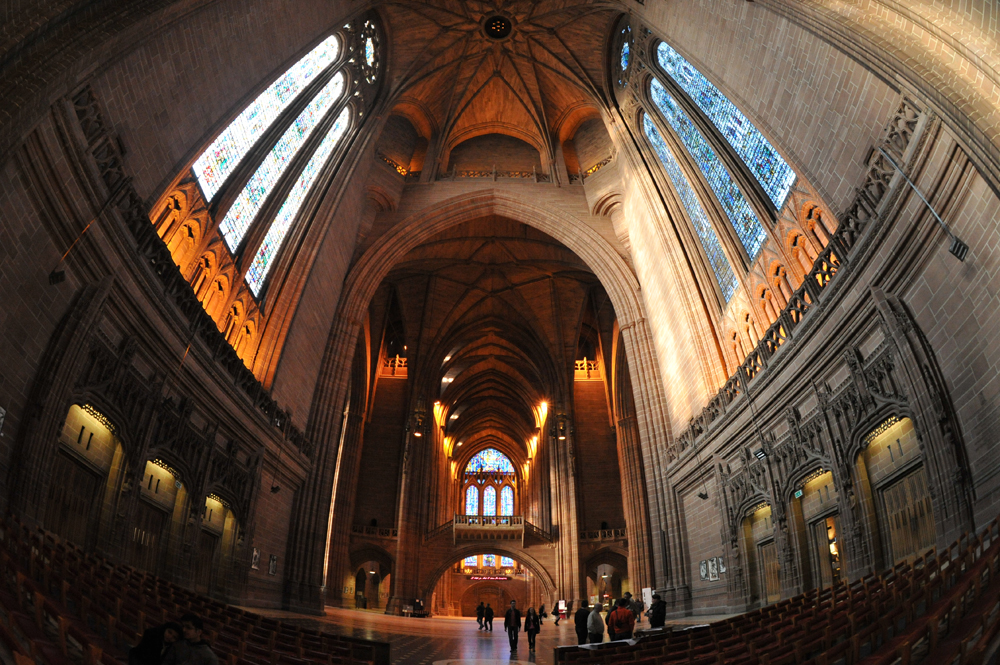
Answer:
[246, 607, 736, 665]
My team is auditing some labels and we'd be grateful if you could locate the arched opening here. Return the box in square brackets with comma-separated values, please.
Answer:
[429, 551, 546, 617]
[44, 404, 123, 550]
[857, 416, 936, 568]
[742, 503, 780, 605]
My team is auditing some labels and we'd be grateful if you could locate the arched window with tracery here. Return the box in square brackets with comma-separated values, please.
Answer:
[461, 448, 517, 519]
[152, 15, 383, 369]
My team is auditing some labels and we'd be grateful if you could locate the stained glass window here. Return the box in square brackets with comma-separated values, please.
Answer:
[245, 106, 350, 295]
[500, 486, 513, 516]
[500, 556, 515, 568]
[464, 556, 478, 568]
[620, 40, 630, 72]
[365, 37, 375, 66]
[465, 486, 478, 515]
[483, 486, 497, 516]
[650, 78, 767, 262]
[465, 448, 516, 474]
[644, 115, 738, 302]
[482, 554, 496, 568]
[193, 36, 341, 201]
[656, 42, 796, 209]
[218, 71, 346, 252]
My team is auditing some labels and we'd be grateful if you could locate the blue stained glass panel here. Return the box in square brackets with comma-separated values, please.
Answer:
[650, 78, 767, 262]
[193, 36, 340, 201]
[620, 40, 630, 72]
[246, 106, 350, 295]
[465, 486, 478, 515]
[656, 42, 796, 210]
[218, 71, 345, 252]
[500, 556, 515, 568]
[483, 487, 497, 516]
[482, 554, 496, 568]
[465, 448, 515, 474]
[644, 115, 738, 302]
[365, 37, 375, 66]
[500, 486, 513, 516]
[463, 556, 478, 567]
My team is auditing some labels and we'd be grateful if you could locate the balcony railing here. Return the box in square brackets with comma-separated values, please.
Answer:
[574, 358, 601, 380]
[451, 514, 559, 548]
[351, 524, 399, 539]
[580, 528, 627, 542]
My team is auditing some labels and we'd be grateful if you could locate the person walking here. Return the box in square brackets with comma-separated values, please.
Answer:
[574, 601, 590, 645]
[503, 600, 522, 651]
[538, 603, 546, 624]
[484, 603, 494, 631]
[587, 603, 605, 644]
[524, 607, 540, 652]
[476, 602, 485, 630]
[609, 599, 636, 641]
[554, 604, 561, 626]
[645, 593, 666, 629]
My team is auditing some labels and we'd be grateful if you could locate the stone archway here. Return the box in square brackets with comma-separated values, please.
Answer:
[419, 544, 560, 614]
[286, 189, 680, 612]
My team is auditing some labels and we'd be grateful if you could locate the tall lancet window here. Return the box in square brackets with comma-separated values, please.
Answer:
[217, 71, 346, 252]
[465, 485, 479, 515]
[650, 78, 767, 261]
[655, 42, 796, 210]
[192, 36, 342, 201]
[644, 115, 738, 302]
[185, 17, 381, 297]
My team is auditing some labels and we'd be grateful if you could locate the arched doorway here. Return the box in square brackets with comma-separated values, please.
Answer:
[460, 583, 515, 617]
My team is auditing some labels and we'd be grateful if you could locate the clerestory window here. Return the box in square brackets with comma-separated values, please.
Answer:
[188, 18, 381, 301]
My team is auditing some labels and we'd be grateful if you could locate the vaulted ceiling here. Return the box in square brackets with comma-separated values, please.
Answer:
[381, 0, 616, 162]
[379, 217, 613, 460]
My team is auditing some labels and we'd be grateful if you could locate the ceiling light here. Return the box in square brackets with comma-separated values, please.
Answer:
[450, 414, 459, 420]
[414, 431, 422, 437]
[444, 355, 451, 362]
[457, 441, 463, 447]
[558, 434, 566, 440]
[754, 449, 767, 460]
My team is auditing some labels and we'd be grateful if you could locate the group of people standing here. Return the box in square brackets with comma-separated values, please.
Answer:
[474, 592, 668, 652]
[573, 592, 667, 645]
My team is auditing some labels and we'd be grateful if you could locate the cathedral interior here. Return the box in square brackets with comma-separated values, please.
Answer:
[3, 0, 1000, 662]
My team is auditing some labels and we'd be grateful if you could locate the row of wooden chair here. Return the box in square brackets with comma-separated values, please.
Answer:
[555, 517, 1000, 665]
[0, 515, 387, 665]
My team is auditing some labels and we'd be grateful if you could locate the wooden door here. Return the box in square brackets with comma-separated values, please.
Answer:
[881, 467, 935, 564]
[129, 500, 167, 573]
[758, 541, 780, 603]
[43, 452, 100, 547]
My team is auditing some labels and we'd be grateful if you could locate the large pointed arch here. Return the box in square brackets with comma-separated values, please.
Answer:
[285, 189, 678, 610]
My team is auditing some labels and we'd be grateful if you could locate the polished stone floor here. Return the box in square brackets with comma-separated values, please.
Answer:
[249, 607, 734, 665]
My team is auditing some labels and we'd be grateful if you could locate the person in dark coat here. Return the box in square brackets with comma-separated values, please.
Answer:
[484, 603, 494, 631]
[538, 603, 546, 623]
[163, 615, 218, 665]
[129, 622, 182, 665]
[574, 600, 590, 645]
[646, 594, 667, 628]
[605, 599, 616, 641]
[503, 600, 522, 651]
[523, 607, 540, 652]
[476, 602, 485, 630]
